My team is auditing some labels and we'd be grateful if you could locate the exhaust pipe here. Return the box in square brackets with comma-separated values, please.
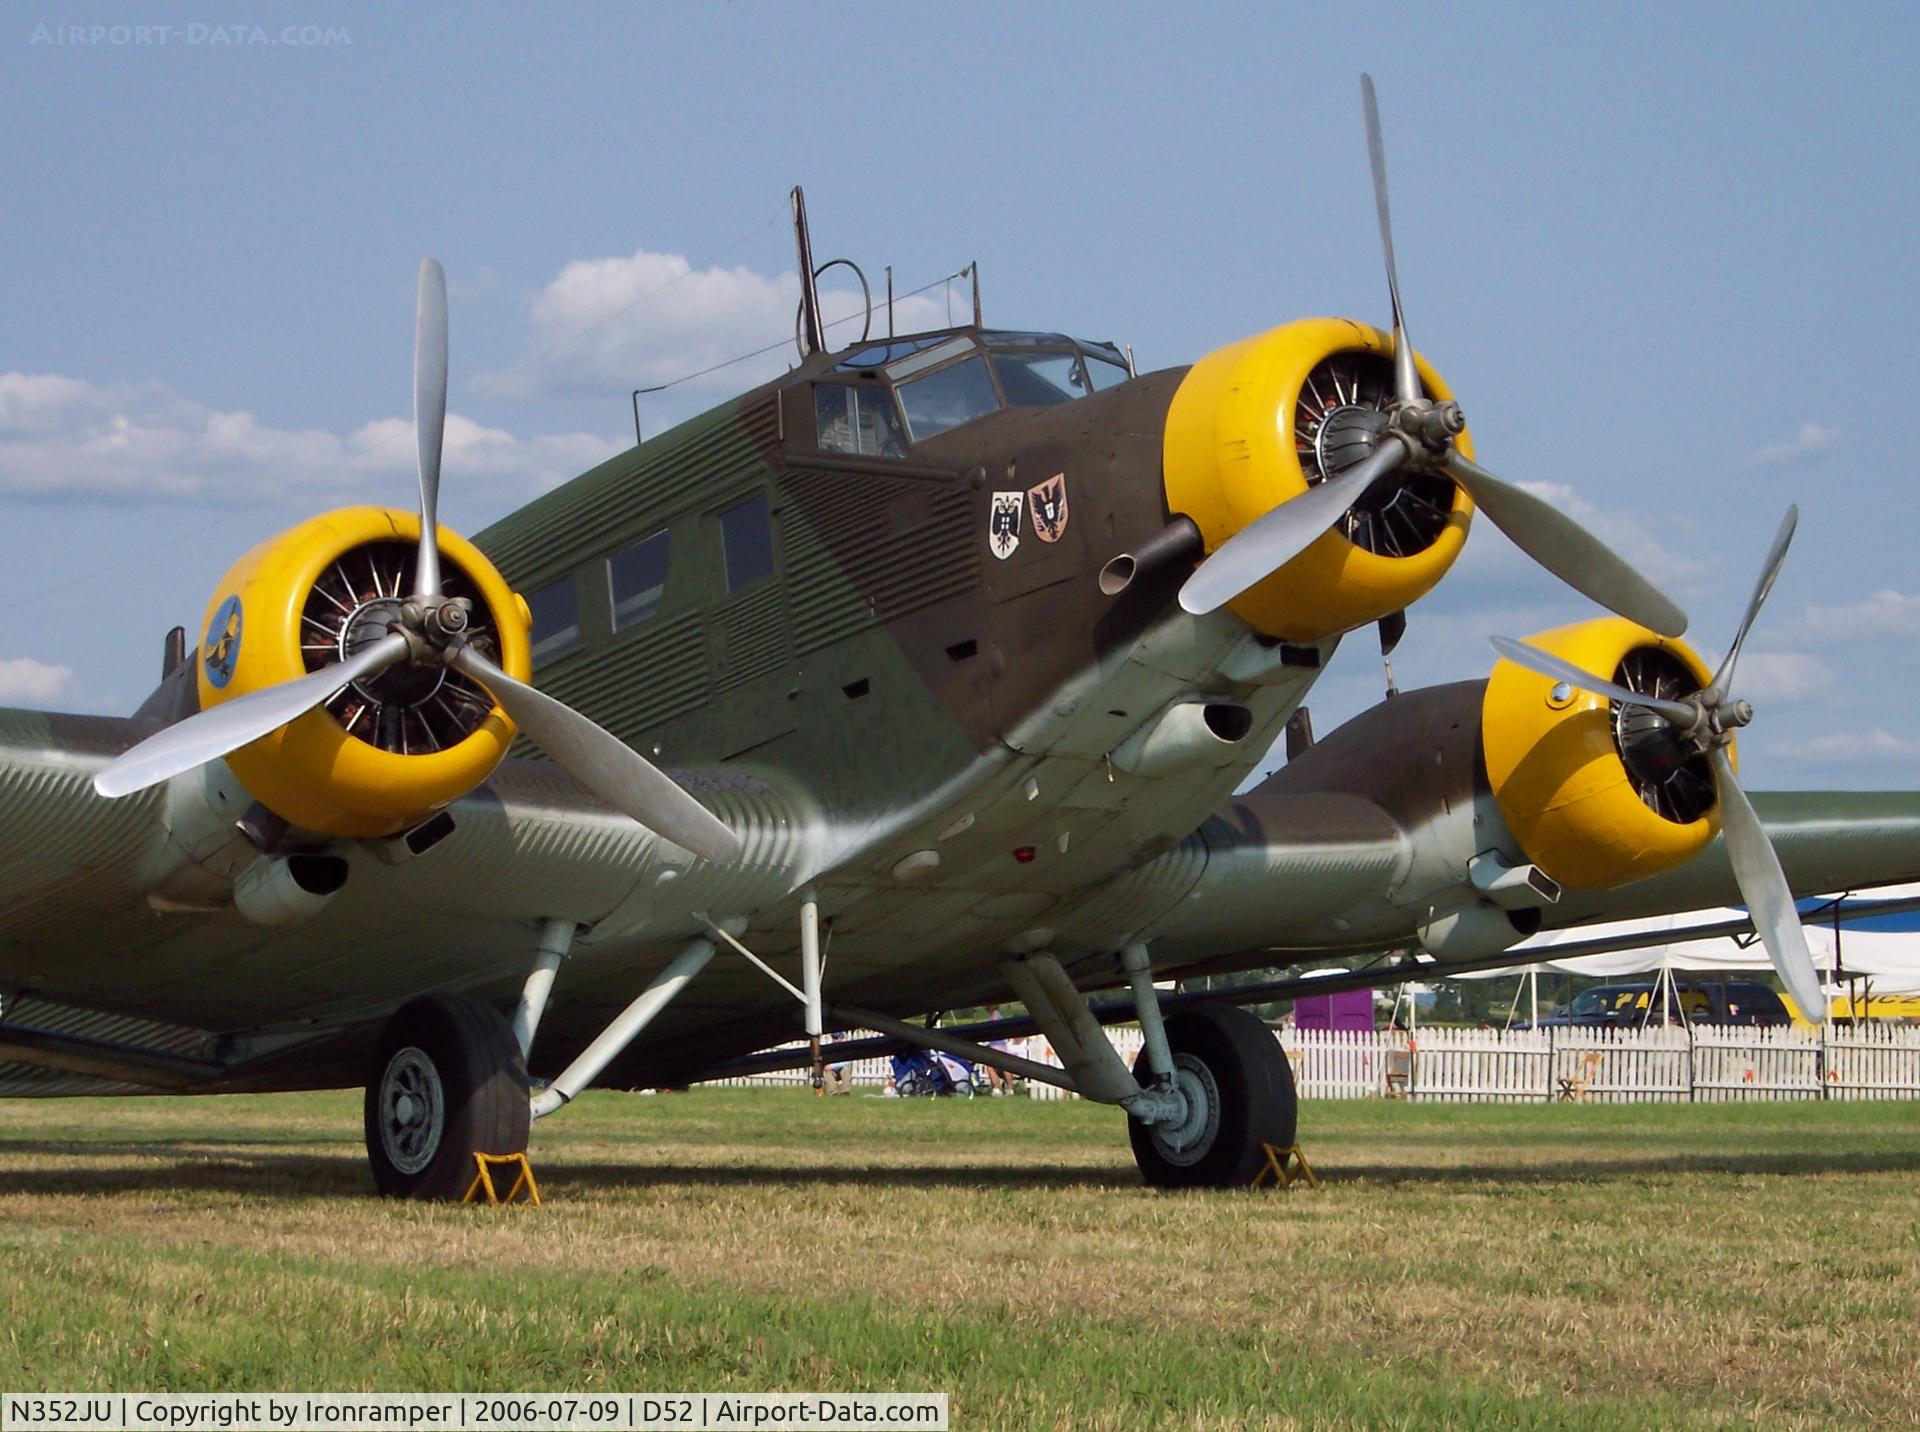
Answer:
[233, 853, 349, 926]
[1110, 700, 1254, 777]
[1099, 517, 1203, 597]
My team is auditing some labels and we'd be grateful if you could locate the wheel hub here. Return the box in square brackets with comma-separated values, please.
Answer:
[1146, 1053, 1221, 1166]
[377, 1046, 445, 1176]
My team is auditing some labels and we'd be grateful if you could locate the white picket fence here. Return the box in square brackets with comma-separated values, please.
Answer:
[716, 1023, 1920, 1103]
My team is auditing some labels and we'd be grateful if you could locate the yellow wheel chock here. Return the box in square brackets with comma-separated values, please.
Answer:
[462, 1151, 541, 1207]
[1250, 1142, 1318, 1191]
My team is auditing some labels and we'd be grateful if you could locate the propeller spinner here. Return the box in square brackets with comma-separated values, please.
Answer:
[1179, 75, 1688, 641]
[95, 260, 742, 864]
[1491, 507, 1826, 1020]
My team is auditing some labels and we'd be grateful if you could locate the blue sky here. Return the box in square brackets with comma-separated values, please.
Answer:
[4, 2, 1919, 789]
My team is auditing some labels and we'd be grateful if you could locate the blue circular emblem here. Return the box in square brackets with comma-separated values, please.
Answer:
[204, 594, 243, 689]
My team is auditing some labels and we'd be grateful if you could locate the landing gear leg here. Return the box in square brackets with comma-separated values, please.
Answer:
[364, 993, 529, 1200]
[1126, 1002, 1297, 1189]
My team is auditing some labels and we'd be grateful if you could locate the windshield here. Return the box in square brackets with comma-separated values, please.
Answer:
[848, 329, 1131, 446]
[994, 350, 1087, 406]
[1570, 990, 1608, 1020]
[896, 353, 1001, 441]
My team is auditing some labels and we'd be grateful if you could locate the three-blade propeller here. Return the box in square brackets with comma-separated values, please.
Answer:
[1179, 75, 1688, 641]
[95, 260, 742, 864]
[1491, 507, 1827, 1019]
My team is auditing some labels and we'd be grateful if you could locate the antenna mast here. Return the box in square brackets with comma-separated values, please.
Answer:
[792, 186, 825, 357]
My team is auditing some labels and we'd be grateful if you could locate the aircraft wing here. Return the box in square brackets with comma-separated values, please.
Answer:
[0, 705, 812, 1091]
[1114, 779, 1920, 987]
[1073, 678, 1920, 987]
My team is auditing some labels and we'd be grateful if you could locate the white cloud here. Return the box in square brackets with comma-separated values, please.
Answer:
[1750, 421, 1839, 466]
[1782, 588, 1920, 646]
[1768, 727, 1920, 765]
[0, 372, 619, 504]
[1511, 480, 1711, 588]
[507, 249, 960, 397]
[0, 657, 78, 707]
[1724, 651, 1833, 704]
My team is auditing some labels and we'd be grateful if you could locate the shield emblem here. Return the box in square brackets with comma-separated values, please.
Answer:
[989, 491, 1023, 560]
[1028, 474, 1069, 543]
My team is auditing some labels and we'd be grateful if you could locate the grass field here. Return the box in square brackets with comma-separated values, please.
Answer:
[3, 1090, 1919, 1430]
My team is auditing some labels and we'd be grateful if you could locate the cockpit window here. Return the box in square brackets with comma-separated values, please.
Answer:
[816, 383, 906, 457]
[1084, 354, 1131, 391]
[837, 334, 952, 371]
[885, 335, 977, 381]
[994, 351, 1086, 406]
[896, 353, 1001, 441]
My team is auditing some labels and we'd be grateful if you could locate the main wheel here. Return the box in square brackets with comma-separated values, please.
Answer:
[364, 993, 529, 1200]
[1127, 1002, 1296, 1189]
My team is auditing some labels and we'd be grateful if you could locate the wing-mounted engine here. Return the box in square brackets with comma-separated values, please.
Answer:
[1165, 81, 1687, 643]
[1162, 317, 1475, 641]
[95, 259, 740, 866]
[194, 506, 530, 838]
[1481, 616, 1723, 891]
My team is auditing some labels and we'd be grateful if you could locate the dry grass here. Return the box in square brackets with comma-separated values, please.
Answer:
[3, 1090, 1918, 1429]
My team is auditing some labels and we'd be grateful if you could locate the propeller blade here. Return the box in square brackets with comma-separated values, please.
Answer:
[1179, 436, 1408, 615]
[1712, 505, 1797, 696]
[1444, 451, 1689, 638]
[450, 645, 741, 863]
[1489, 635, 1700, 726]
[413, 258, 448, 600]
[1708, 746, 1828, 1021]
[1360, 73, 1419, 406]
[95, 632, 411, 799]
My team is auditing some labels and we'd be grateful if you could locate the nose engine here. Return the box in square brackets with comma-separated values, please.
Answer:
[1162, 317, 1476, 641]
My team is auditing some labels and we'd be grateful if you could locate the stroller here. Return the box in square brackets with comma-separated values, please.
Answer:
[890, 1049, 978, 1097]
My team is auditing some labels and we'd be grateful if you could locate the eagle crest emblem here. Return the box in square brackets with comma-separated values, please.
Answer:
[988, 491, 1023, 560]
[1028, 473, 1069, 543]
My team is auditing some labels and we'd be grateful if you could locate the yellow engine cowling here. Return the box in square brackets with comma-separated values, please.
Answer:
[1162, 317, 1475, 641]
[1482, 617, 1728, 891]
[193, 505, 532, 838]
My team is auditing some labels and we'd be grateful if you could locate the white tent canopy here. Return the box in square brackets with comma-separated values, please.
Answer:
[1454, 883, 1920, 995]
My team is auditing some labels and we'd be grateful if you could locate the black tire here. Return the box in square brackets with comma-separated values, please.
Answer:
[363, 994, 529, 1200]
[1127, 1002, 1297, 1189]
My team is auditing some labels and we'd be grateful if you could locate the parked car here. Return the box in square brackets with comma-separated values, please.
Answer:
[1528, 979, 1789, 1028]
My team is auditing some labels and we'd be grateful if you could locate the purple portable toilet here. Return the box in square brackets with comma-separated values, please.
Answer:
[1294, 987, 1376, 1033]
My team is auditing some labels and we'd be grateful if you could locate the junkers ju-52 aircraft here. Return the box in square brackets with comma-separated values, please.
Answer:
[5, 80, 1917, 1196]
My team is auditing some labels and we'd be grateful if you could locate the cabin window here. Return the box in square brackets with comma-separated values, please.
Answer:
[526, 577, 581, 664]
[1085, 354, 1131, 390]
[896, 354, 1000, 441]
[815, 383, 906, 458]
[720, 493, 775, 593]
[994, 350, 1087, 406]
[607, 530, 670, 631]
